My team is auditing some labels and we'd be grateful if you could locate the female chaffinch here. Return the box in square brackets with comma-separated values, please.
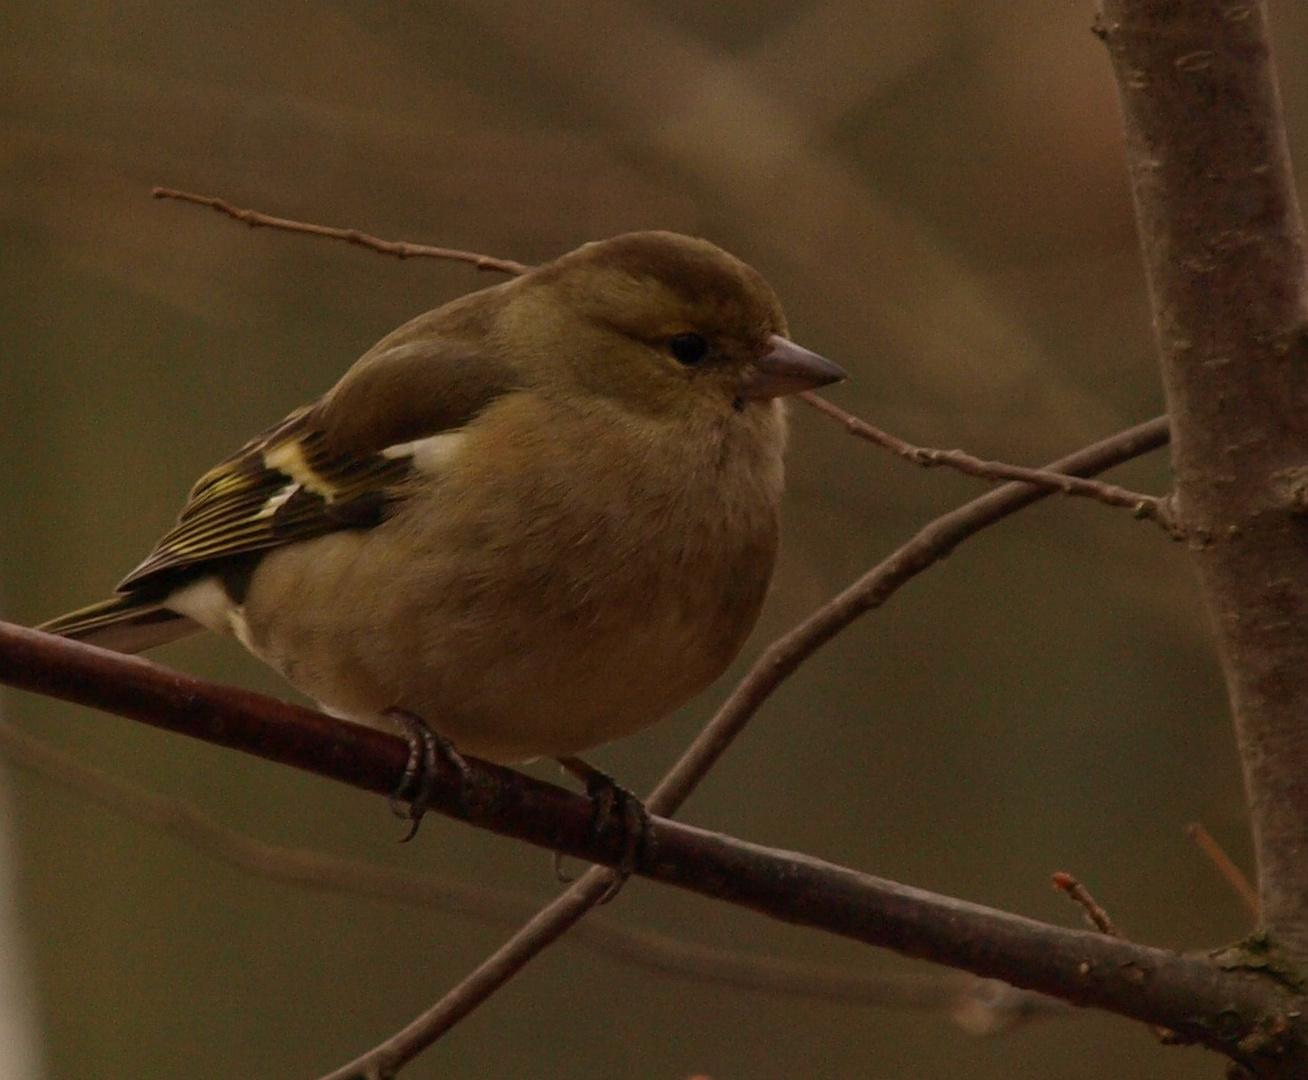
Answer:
[40, 231, 845, 774]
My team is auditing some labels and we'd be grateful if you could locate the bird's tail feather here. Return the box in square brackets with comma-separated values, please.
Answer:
[37, 596, 201, 654]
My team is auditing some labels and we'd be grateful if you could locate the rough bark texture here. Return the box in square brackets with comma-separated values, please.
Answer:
[1100, 0, 1308, 958]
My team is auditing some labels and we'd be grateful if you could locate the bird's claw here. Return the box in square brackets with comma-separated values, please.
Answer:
[556, 757, 650, 901]
[386, 708, 469, 841]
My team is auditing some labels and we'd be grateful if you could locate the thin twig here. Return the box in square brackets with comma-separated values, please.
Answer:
[1186, 823, 1260, 920]
[799, 392, 1177, 533]
[151, 188, 530, 275]
[1052, 872, 1118, 936]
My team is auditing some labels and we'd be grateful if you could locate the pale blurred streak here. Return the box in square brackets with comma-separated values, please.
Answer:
[1, 0, 1125, 450]
[0, 779, 42, 1080]
[450, 0, 1122, 446]
[743, 0, 950, 136]
[0, 38, 692, 328]
[0, 601, 43, 1080]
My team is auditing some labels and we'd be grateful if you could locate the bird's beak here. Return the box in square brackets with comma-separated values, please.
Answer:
[741, 335, 848, 400]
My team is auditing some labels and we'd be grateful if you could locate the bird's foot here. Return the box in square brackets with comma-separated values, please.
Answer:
[386, 708, 470, 842]
[556, 756, 650, 902]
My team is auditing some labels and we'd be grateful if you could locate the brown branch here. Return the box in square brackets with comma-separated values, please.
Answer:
[4, 720, 1064, 1026]
[1098, 0, 1308, 966]
[800, 392, 1177, 533]
[151, 187, 530, 275]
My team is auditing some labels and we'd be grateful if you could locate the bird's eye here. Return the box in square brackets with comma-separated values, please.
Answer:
[668, 333, 709, 366]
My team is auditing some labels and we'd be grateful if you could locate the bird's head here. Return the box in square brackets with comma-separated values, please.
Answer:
[499, 231, 846, 417]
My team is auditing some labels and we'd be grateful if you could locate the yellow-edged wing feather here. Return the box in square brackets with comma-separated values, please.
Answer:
[119, 407, 412, 592]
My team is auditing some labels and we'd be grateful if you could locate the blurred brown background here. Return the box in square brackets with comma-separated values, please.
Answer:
[4, 1, 1306, 1077]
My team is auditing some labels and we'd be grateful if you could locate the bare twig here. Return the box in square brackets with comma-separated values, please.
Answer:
[151, 188, 529, 275]
[799, 392, 1177, 533]
[1186, 823, 1260, 920]
[1052, 872, 1119, 936]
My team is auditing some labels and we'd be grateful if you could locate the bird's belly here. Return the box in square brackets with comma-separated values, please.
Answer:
[238, 527, 767, 763]
[415, 616, 723, 762]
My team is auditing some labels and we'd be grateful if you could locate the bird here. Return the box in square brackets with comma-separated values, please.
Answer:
[38, 230, 845, 825]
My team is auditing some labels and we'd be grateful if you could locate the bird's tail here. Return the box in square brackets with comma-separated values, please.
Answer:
[37, 595, 201, 654]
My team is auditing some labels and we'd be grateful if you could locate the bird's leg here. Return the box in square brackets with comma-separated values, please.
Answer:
[386, 708, 470, 842]
[556, 756, 650, 899]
